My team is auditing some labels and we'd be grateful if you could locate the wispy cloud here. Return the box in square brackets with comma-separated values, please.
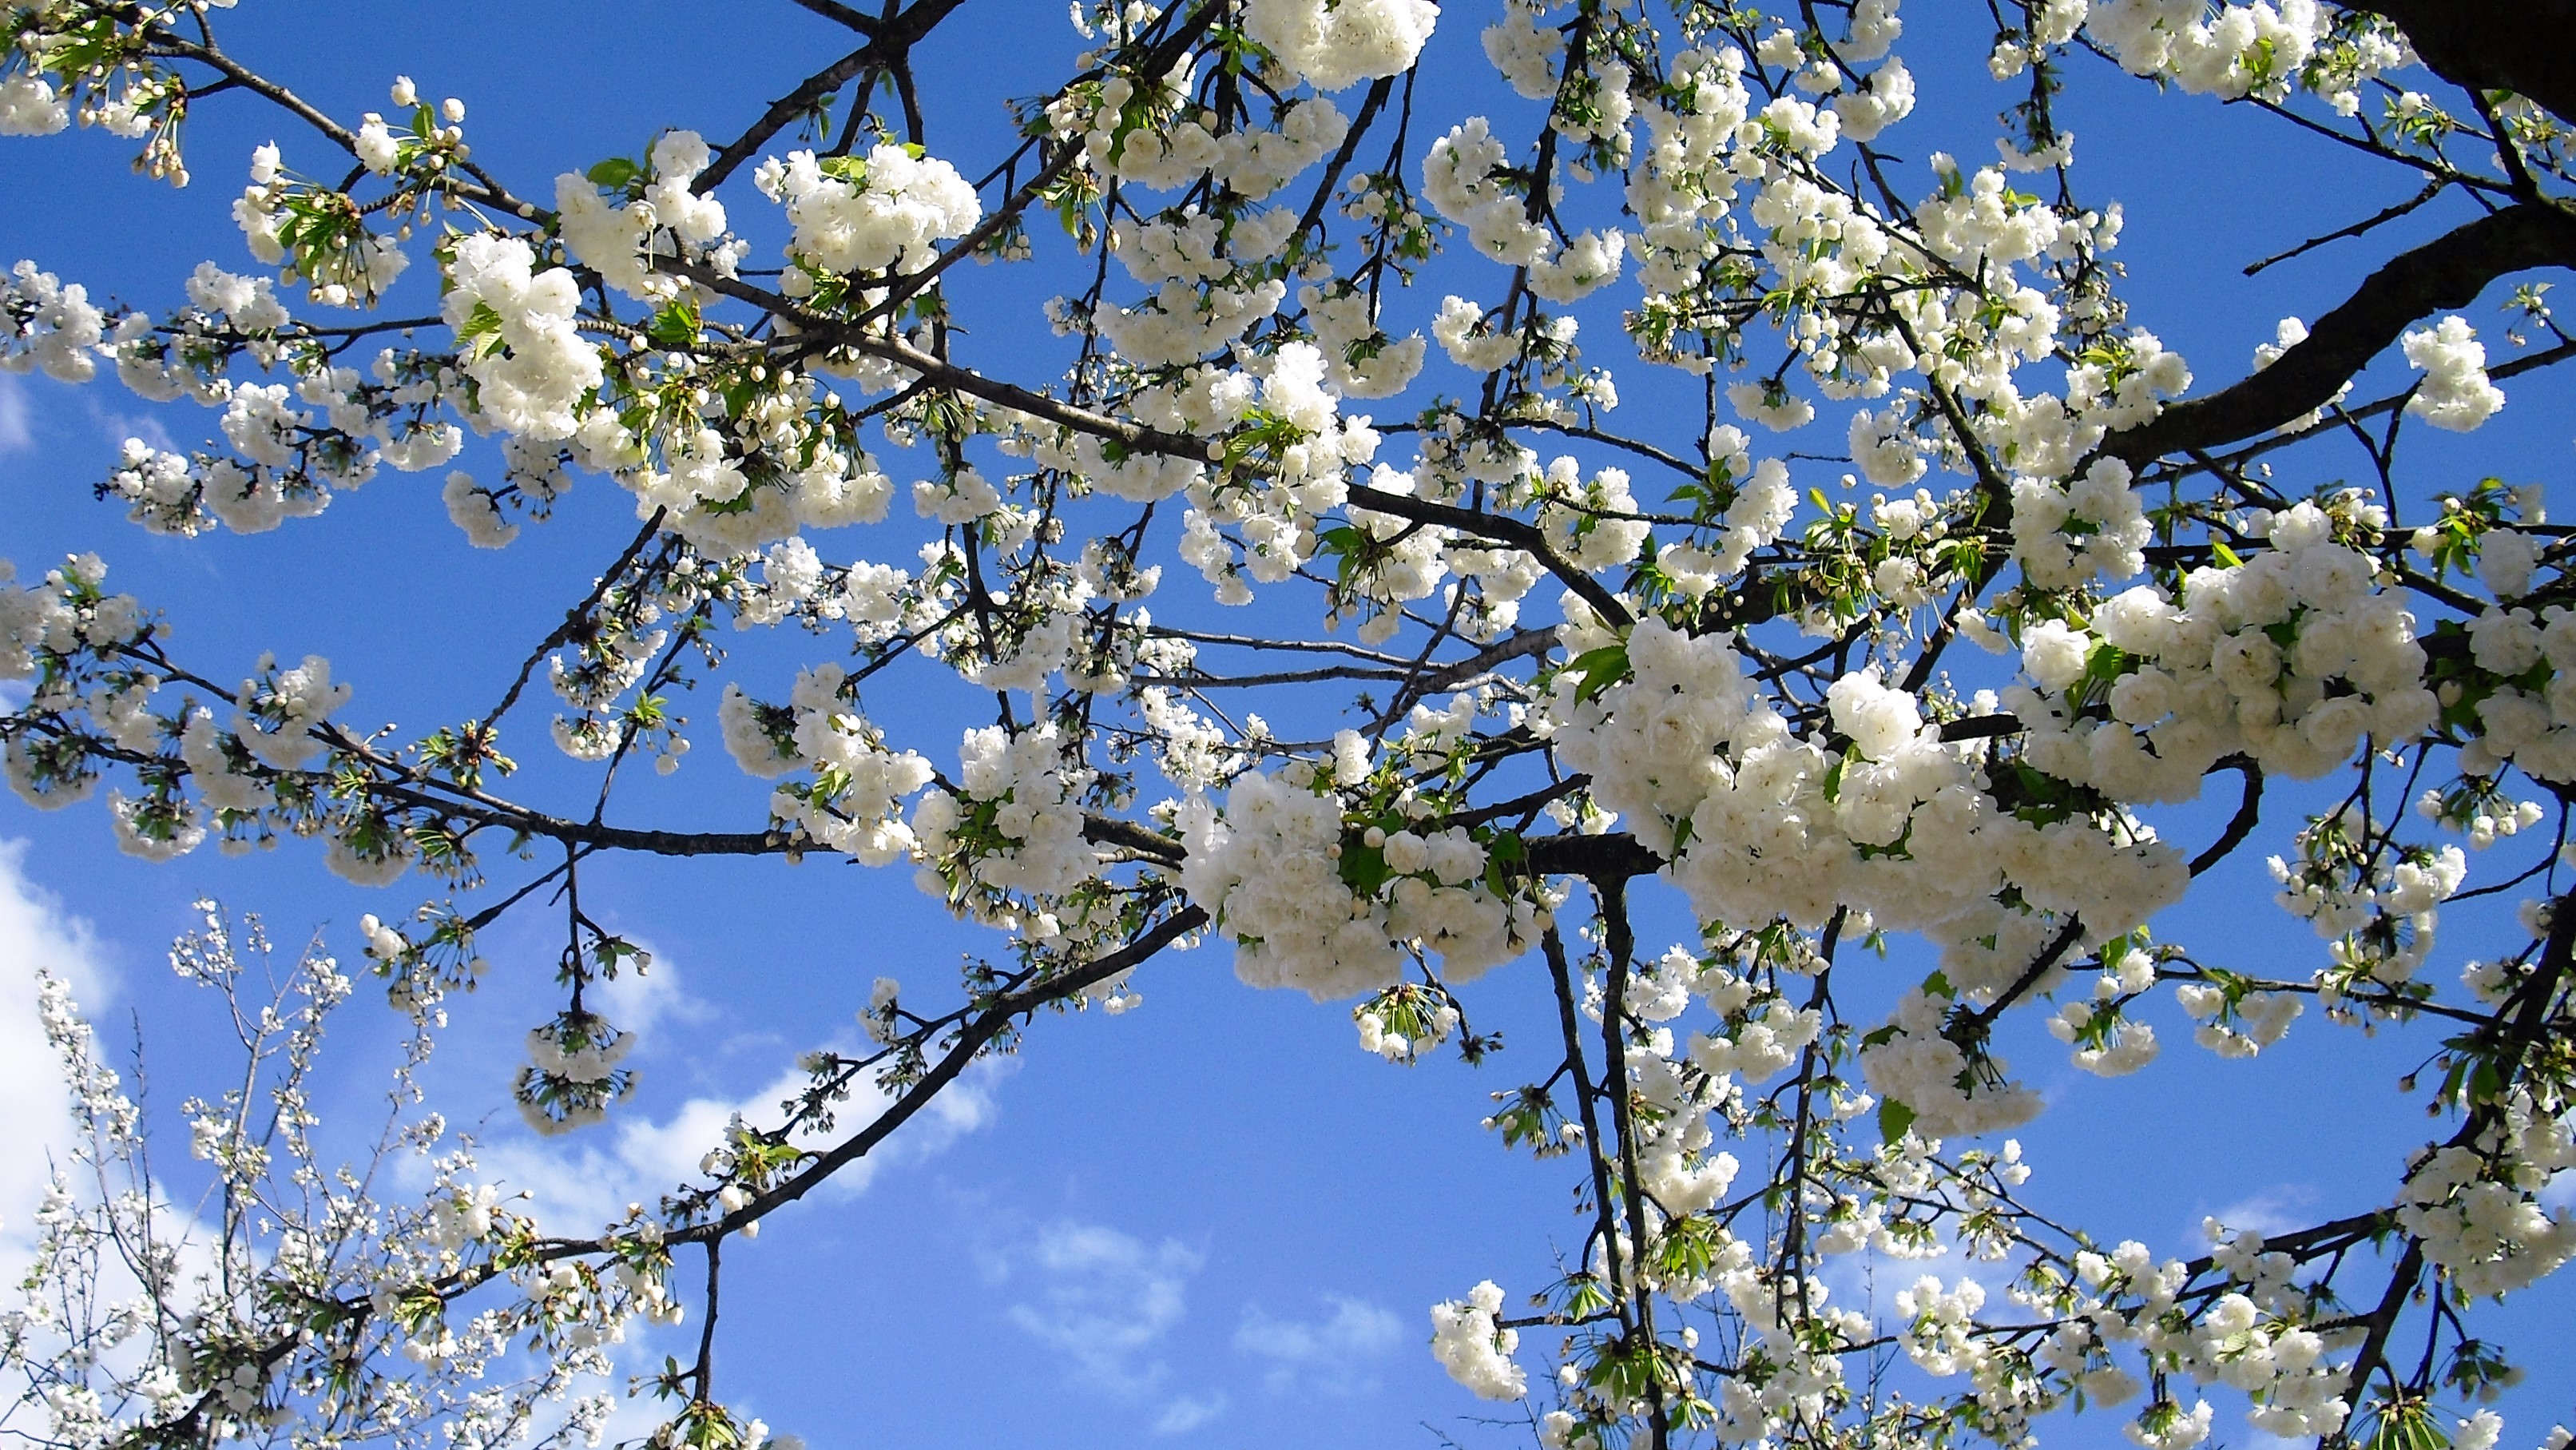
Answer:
[999, 1220, 1202, 1394]
[84, 391, 177, 455]
[2201, 1185, 2319, 1242]
[1235, 1294, 1403, 1396]
[986, 1218, 1225, 1432]
[0, 840, 111, 1274]
[593, 936, 712, 1038]
[1151, 1392, 1228, 1435]
[0, 375, 34, 456]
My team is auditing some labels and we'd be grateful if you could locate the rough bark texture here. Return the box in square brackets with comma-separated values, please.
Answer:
[2349, 1, 2576, 125]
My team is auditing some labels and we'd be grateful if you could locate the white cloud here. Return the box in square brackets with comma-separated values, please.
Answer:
[1812, 1230, 1960, 1325]
[84, 395, 176, 455]
[1235, 1294, 1403, 1396]
[593, 937, 711, 1038]
[472, 1056, 999, 1237]
[2201, 1185, 2318, 1241]
[989, 1217, 1225, 1432]
[0, 840, 111, 1274]
[1150, 1391, 1228, 1436]
[0, 375, 34, 455]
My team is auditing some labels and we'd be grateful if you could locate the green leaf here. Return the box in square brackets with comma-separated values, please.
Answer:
[1337, 840, 1391, 896]
[1568, 643, 1631, 703]
[454, 301, 505, 356]
[1878, 1096, 1916, 1142]
[586, 156, 642, 191]
[645, 296, 701, 348]
[2467, 1059, 2504, 1106]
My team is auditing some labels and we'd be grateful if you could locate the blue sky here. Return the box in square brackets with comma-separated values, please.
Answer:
[5, 2, 2576, 1447]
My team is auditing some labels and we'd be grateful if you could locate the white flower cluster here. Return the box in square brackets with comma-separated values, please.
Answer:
[0, 71, 69, 135]
[734, 535, 915, 642]
[2266, 804, 2467, 987]
[441, 234, 604, 441]
[2, 259, 105, 381]
[185, 259, 292, 332]
[1550, 618, 2199, 1131]
[1655, 435, 1796, 594]
[2012, 499, 2435, 803]
[1243, 0, 1439, 93]
[617, 365, 911, 555]
[1178, 746, 1542, 999]
[1056, 67, 1351, 198]
[2401, 316, 2507, 431]
[2395, 1091, 2576, 1299]
[2178, 1290, 2347, 1437]
[2013, 456, 2153, 590]
[233, 144, 412, 305]
[763, 144, 981, 279]
[1556, 618, 2184, 959]
[1480, 2, 1561, 100]
[1621, 955, 1744, 1214]
[96, 309, 478, 536]
[2446, 600, 2576, 785]
[2174, 981, 2302, 1058]
[2013, 1235, 2359, 1445]
[914, 721, 1101, 905]
[2, 555, 152, 804]
[1862, 984, 2044, 1138]
[1427, 1280, 1525, 1400]
[1893, 1274, 1987, 1376]
[1694, 1237, 1872, 1439]
[720, 665, 935, 865]
[518, 1010, 637, 1136]
[1174, 343, 1382, 606]
[2090, 0, 2327, 102]
[232, 652, 349, 771]
[443, 469, 518, 547]
[1535, 460, 1651, 574]
[2045, 944, 2161, 1077]
[558, 129, 730, 303]
[1423, 117, 1550, 268]
[1094, 227, 1289, 368]
[1625, 45, 1751, 311]
[1296, 279, 1427, 399]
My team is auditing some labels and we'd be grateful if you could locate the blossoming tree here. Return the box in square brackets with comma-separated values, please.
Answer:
[5, 0, 2576, 1445]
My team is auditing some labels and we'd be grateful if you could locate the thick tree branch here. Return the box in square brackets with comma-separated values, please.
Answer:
[2107, 202, 2576, 462]
[1524, 831, 1662, 881]
[2347, 2, 2576, 126]
[788, 0, 882, 34]
[2189, 756, 2264, 876]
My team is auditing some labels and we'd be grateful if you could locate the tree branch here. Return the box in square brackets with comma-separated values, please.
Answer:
[2346, 2, 2576, 126]
[2108, 202, 2576, 463]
